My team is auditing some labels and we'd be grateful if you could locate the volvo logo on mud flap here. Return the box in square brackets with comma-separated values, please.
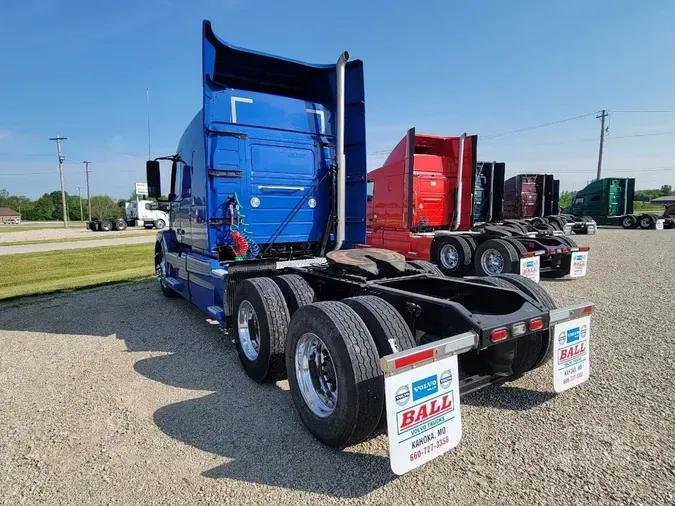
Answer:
[439, 370, 453, 389]
[412, 375, 438, 401]
[558, 331, 566, 346]
[395, 385, 411, 406]
[566, 327, 580, 344]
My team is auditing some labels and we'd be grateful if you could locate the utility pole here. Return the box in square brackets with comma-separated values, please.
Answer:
[49, 136, 68, 227]
[76, 186, 84, 222]
[146, 88, 152, 160]
[83, 161, 92, 221]
[596, 110, 608, 180]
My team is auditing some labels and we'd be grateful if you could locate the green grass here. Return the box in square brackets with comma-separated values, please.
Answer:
[0, 222, 88, 233]
[0, 233, 152, 247]
[0, 244, 156, 300]
[633, 202, 665, 213]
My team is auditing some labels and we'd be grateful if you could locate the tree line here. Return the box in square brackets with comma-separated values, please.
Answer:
[3, 185, 674, 222]
[0, 189, 140, 222]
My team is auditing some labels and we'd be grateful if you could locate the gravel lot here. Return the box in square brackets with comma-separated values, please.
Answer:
[1, 228, 673, 505]
[0, 227, 156, 244]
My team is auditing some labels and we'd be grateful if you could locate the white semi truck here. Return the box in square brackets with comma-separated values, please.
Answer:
[87, 200, 169, 231]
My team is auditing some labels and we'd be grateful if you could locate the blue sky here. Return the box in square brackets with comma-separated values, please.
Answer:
[1, 0, 674, 199]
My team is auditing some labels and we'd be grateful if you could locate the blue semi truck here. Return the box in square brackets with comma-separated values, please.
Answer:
[147, 20, 595, 475]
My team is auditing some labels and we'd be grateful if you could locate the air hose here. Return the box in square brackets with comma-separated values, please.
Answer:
[230, 193, 260, 259]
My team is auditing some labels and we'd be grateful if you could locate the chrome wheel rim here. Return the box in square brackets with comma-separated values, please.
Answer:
[640, 217, 651, 228]
[237, 300, 260, 361]
[295, 332, 338, 418]
[439, 244, 459, 270]
[623, 217, 632, 227]
[481, 248, 504, 275]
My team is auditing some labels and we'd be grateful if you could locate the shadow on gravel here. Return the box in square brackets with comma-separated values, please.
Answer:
[462, 385, 556, 411]
[0, 280, 393, 498]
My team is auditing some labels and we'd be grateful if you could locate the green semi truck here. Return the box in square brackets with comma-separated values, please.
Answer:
[563, 177, 674, 229]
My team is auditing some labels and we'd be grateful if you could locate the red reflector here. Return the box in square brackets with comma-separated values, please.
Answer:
[548, 249, 557, 255]
[523, 251, 535, 258]
[579, 247, 590, 252]
[562, 247, 569, 253]
[393, 348, 434, 369]
[491, 328, 508, 342]
[529, 318, 544, 331]
[583, 305, 593, 314]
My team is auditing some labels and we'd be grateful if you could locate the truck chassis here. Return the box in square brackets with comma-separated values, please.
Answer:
[156, 235, 592, 457]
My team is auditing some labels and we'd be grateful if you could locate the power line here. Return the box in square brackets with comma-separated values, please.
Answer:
[481, 111, 600, 140]
[611, 110, 675, 114]
[0, 152, 53, 157]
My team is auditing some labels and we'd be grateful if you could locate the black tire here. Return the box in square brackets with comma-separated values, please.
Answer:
[465, 275, 515, 290]
[504, 222, 529, 234]
[88, 221, 99, 231]
[463, 235, 478, 256]
[549, 221, 561, 231]
[342, 295, 416, 433]
[155, 248, 176, 298]
[494, 273, 557, 373]
[431, 236, 473, 276]
[285, 301, 384, 448]
[620, 215, 636, 229]
[638, 214, 654, 229]
[114, 219, 127, 231]
[530, 217, 545, 226]
[233, 278, 290, 382]
[272, 274, 315, 316]
[407, 260, 443, 276]
[474, 239, 520, 276]
[100, 220, 113, 232]
[503, 238, 527, 257]
[342, 296, 415, 357]
[154, 219, 166, 230]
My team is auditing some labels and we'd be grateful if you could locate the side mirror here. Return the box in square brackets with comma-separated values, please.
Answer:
[146, 160, 161, 198]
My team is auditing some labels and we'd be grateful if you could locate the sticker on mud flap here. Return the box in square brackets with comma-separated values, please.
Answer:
[569, 251, 588, 278]
[553, 315, 590, 393]
[519, 256, 540, 283]
[656, 219, 664, 231]
[384, 354, 461, 476]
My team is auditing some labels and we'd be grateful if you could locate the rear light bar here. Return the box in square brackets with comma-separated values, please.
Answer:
[393, 348, 434, 369]
[380, 331, 478, 374]
[579, 246, 590, 252]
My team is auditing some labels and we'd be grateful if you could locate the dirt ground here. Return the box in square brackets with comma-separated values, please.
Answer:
[1, 229, 674, 505]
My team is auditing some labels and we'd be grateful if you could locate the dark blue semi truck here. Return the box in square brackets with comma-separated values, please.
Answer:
[146, 20, 595, 475]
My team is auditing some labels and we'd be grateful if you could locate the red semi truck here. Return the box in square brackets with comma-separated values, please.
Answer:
[366, 129, 590, 280]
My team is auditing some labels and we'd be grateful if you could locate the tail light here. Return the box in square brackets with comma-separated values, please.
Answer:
[582, 305, 593, 314]
[529, 318, 544, 331]
[491, 328, 508, 342]
[579, 246, 590, 252]
[511, 323, 527, 336]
